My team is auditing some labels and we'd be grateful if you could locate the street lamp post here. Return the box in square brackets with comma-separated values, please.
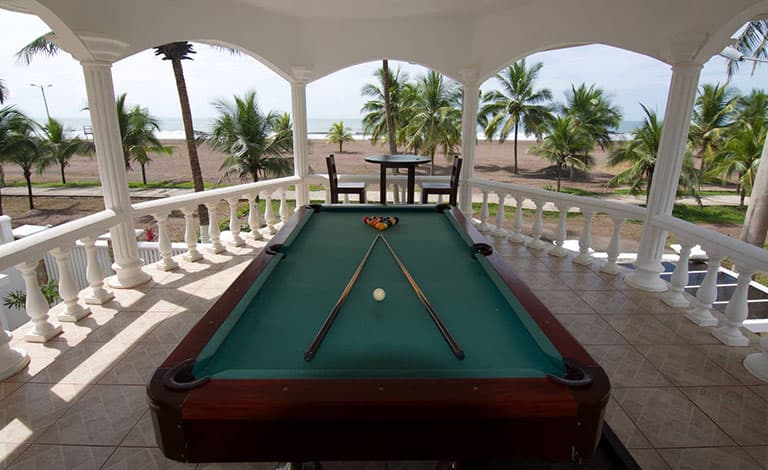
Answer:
[29, 83, 52, 120]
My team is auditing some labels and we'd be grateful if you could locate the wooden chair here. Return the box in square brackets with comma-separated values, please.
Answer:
[421, 155, 462, 206]
[326, 154, 366, 204]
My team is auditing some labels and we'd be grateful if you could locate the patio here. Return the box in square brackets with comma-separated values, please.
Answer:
[0, 231, 762, 469]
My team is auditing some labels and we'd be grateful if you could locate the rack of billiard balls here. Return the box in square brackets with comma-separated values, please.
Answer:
[363, 215, 399, 231]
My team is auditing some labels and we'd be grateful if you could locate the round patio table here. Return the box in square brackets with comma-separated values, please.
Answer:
[364, 154, 431, 204]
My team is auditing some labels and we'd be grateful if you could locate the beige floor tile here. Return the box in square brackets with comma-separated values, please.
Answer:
[538, 255, 596, 273]
[121, 288, 193, 313]
[629, 449, 671, 469]
[98, 343, 175, 385]
[120, 410, 155, 447]
[577, 290, 644, 315]
[138, 310, 205, 344]
[653, 315, 720, 345]
[0, 383, 23, 401]
[750, 386, 768, 402]
[514, 271, 570, 291]
[586, 345, 671, 387]
[493, 243, 535, 258]
[3, 343, 70, 383]
[0, 383, 86, 443]
[0, 443, 29, 470]
[658, 447, 762, 470]
[8, 444, 114, 470]
[636, 344, 740, 386]
[681, 386, 768, 446]
[558, 270, 617, 291]
[743, 447, 767, 469]
[603, 315, 687, 345]
[500, 255, 551, 272]
[29, 340, 127, 385]
[35, 385, 145, 446]
[84, 312, 167, 346]
[537, 290, 595, 315]
[556, 315, 627, 345]
[700, 345, 766, 386]
[604, 397, 651, 448]
[613, 387, 734, 448]
[101, 447, 193, 469]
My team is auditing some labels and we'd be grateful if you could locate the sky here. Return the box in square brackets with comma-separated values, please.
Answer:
[0, 9, 767, 126]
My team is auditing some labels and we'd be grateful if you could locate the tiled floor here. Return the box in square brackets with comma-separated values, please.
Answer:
[0, 234, 765, 469]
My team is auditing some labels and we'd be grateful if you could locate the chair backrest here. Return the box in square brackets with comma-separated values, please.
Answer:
[449, 156, 462, 189]
[326, 154, 339, 186]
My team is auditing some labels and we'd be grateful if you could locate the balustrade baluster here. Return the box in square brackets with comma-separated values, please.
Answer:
[493, 193, 508, 237]
[16, 261, 62, 342]
[51, 246, 91, 322]
[508, 197, 524, 244]
[264, 192, 277, 234]
[248, 195, 263, 241]
[226, 198, 245, 247]
[662, 240, 694, 307]
[549, 204, 569, 257]
[181, 206, 203, 261]
[280, 190, 289, 224]
[478, 190, 490, 232]
[323, 185, 331, 204]
[0, 326, 28, 380]
[203, 203, 226, 253]
[573, 210, 595, 265]
[744, 336, 768, 382]
[685, 251, 725, 326]
[153, 213, 180, 270]
[526, 200, 548, 251]
[81, 236, 114, 304]
[600, 216, 625, 275]
[712, 267, 754, 346]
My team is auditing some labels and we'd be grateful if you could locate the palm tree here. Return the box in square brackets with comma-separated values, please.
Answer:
[115, 94, 173, 184]
[361, 66, 416, 149]
[530, 116, 593, 192]
[327, 121, 354, 153]
[403, 71, 462, 174]
[689, 83, 737, 175]
[0, 106, 31, 215]
[205, 91, 293, 182]
[480, 60, 553, 175]
[2, 119, 47, 210]
[609, 104, 699, 198]
[0, 79, 7, 104]
[39, 118, 94, 184]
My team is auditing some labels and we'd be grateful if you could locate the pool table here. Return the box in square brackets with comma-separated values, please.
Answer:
[148, 204, 609, 463]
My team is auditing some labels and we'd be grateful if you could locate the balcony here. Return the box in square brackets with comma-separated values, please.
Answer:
[0, 175, 765, 468]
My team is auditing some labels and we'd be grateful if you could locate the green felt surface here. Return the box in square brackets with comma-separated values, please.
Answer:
[194, 206, 565, 379]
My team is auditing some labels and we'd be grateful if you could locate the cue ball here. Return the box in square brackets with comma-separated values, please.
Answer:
[373, 288, 386, 302]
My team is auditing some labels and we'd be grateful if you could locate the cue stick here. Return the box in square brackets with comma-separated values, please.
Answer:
[304, 234, 381, 362]
[379, 235, 465, 360]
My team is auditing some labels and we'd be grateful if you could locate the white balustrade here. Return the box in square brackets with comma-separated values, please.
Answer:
[153, 213, 180, 270]
[16, 261, 62, 342]
[493, 193, 507, 237]
[279, 191, 289, 224]
[81, 236, 114, 304]
[685, 252, 725, 327]
[600, 216, 625, 275]
[226, 198, 245, 247]
[526, 200, 548, 251]
[574, 210, 594, 265]
[712, 267, 754, 346]
[509, 197, 525, 244]
[550, 204, 569, 257]
[744, 336, 768, 382]
[478, 190, 490, 232]
[263, 192, 277, 235]
[0, 329, 29, 380]
[662, 241, 694, 308]
[204, 203, 226, 254]
[247, 195, 263, 241]
[181, 207, 203, 262]
[50, 246, 91, 322]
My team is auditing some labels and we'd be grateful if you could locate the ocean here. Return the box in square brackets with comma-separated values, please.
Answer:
[51, 116, 644, 141]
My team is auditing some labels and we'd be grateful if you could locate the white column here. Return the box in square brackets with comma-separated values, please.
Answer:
[478, 190, 490, 232]
[279, 190, 289, 224]
[247, 194, 263, 241]
[493, 192, 507, 237]
[181, 206, 203, 261]
[685, 252, 725, 327]
[153, 213, 179, 270]
[526, 200, 548, 251]
[625, 63, 702, 292]
[81, 61, 150, 289]
[459, 74, 480, 215]
[574, 210, 595, 266]
[204, 202, 226, 253]
[263, 192, 277, 234]
[600, 216, 625, 275]
[744, 336, 768, 382]
[225, 198, 245, 247]
[16, 261, 62, 342]
[662, 240, 694, 307]
[550, 204, 569, 257]
[291, 70, 311, 208]
[0, 275, 29, 379]
[81, 236, 114, 304]
[51, 246, 91, 322]
[509, 197, 525, 244]
[712, 267, 754, 347]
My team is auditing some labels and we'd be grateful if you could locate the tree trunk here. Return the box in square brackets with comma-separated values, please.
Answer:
[0, 165, 4, 215]
[60, 162, 66, 184]
[513, 122, 519, 174]
[556, 163, 562, 192]
[339, 142, 342, 153]
[430, 149, 436, 176]
[24, 170, 33, 210]
[569, 163, 575, 181]
[741, 137, 768, 246]
[170, 56, 208, 228]
[140, 162, 147, 185]
[382, 59, 397, 155]
[740, 188, 746, 209]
